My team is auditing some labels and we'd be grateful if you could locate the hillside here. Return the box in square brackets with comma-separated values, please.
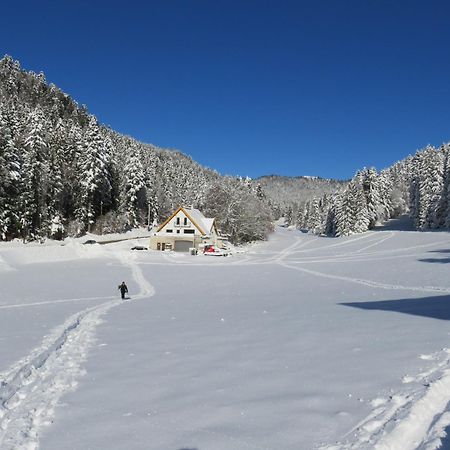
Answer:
[299, 148, 450, 236]
[0, 56, 272, 243]
[255, 174, 347, 220]
[1, 55, 449, 243]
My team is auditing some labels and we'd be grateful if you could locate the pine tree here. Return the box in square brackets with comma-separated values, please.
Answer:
[335, 180, 369, 236]
[360, 168, 381, 228]
[20, 107, 49, 240]
[76, 116, 112, 232]
[436, 144, 450, 228]
[122, 146, 146, 228]
[413, 146, 444, 230]
[0, 104, 22, 239]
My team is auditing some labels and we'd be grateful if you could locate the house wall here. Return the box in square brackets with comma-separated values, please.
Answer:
[160, 210, 204, 237]
[150, 208, 221, 252]
[149, 235, 200, 251]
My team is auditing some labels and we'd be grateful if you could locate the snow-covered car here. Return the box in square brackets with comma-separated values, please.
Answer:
[131, 246, 148, 251]
[203, 245, 228, 256]
[82, 239, 97, 245]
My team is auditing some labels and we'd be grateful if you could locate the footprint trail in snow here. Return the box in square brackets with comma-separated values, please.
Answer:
[0, 255, 154, 450]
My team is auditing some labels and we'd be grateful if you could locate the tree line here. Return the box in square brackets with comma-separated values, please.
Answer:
[297, 145, 450, 235]
[0, 56, 272, 243]
[1, 55, 448, 243]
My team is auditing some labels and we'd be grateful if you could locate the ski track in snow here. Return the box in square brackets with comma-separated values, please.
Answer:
[280, 262, 450, 295]
[0, 295, 117, 310]
[0, 253, 154, 450]
[319, 368, 450, 450]
[354, 232, 395, 253]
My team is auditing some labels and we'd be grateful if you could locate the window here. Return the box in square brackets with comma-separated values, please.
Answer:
[184, 229, 195, 234]
[166, 229, 173, 233]
[176, 217, 180, 225]
[177, 229, 180, 234]
[184, 217, 188, 225]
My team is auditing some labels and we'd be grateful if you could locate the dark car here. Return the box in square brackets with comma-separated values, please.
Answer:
[131, 246, 148, 251]
[83, 239, 97, 245]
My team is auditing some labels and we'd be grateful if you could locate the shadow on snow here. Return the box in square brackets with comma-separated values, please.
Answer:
[373, 215, 415, 232]
[419, 248, 450, 264]
[419, 257, 450, 264]
[340, 295, 450, 321]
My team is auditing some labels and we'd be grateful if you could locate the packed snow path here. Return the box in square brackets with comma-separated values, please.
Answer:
[0, 252, 154, 450]
[1, 227, 450, 449]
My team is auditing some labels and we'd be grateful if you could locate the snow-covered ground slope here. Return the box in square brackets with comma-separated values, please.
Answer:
[1, 226, 450, 450]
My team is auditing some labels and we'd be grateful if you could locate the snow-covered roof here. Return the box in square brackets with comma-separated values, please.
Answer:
[157, 206, 216, 236]
[184, 207, 215, 235]
[184, 208, 212, 233]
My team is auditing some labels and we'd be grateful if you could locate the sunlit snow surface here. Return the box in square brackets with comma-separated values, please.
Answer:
[1, 225, 450, 450]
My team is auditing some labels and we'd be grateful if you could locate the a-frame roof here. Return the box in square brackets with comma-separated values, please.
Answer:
[157, 206, 215, 236]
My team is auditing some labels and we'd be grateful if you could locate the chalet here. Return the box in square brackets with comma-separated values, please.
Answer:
[150, 206, 223, 252]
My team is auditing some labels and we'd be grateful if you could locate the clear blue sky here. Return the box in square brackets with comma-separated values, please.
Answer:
[2, 0, 450, 179]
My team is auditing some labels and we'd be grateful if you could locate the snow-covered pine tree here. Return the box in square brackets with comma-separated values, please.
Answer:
[445, 149, 450, 228]
[335, 179, 369, 236]
[295, 204, 306, 229]
[413, 146, 444, 230]
[360, 167, 382, 228]
[435, 144, 450, 228]
[20, 107, 50, 240]
[353, 182, 370, 233]
[122, 145, 147, 228]
[142, 149, 159, 226]
[76, 116, 112, 232]
[377, 169, 394, 220]
[0, 104, 22, 240]
[306, 198, 322, 233]
[285, 206, 293, 226]
[46, 119, 68, 238]
[324, 195, 338, 236]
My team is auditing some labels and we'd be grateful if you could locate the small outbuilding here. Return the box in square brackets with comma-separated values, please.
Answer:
[150, 206, 224, 252]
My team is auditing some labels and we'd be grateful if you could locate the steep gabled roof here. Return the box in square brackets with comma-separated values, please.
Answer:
[157, 206, 215, 236]
[186, 208, 215, 235]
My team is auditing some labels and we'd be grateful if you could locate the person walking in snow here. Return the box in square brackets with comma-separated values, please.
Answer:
[118, 281, 128, 299]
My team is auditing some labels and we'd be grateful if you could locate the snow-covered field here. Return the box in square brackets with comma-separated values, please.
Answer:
[1, 225, 450, 450]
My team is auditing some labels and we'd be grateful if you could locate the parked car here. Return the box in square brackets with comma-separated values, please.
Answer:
[203, 244, 227, 256]
[83, 239, 97, 245]
[131, 246, 148, 251]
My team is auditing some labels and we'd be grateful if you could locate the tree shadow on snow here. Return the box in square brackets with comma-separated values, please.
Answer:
[418, 248, 450, 264]
[373, 215, 416, 232]
[419, 257, 450, 264]
[340, 295, 450, 321]
[374, 215, 450, 233]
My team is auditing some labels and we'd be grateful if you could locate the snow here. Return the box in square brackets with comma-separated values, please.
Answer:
[185, 207, 215, 234]
[1, 227, 450, 449]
